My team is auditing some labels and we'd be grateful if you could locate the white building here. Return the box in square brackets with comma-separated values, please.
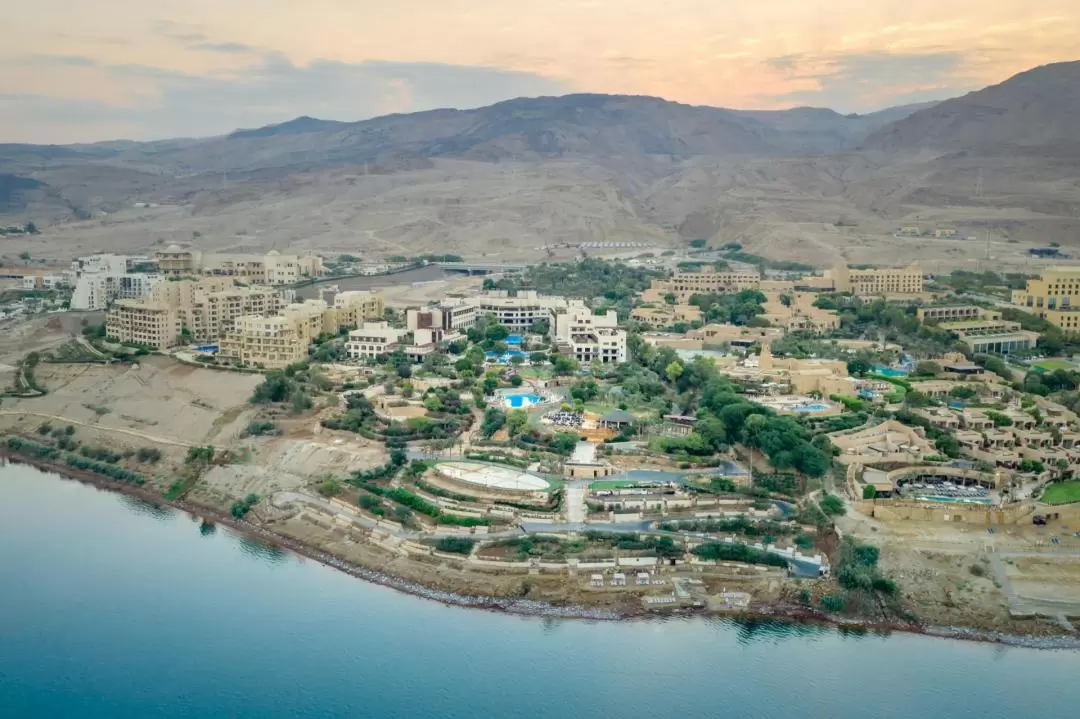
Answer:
[70, 272, 164, 311]
[346, 322, 407, 360]
[553, 303, 627, 364]
[472, 290, 568, 331]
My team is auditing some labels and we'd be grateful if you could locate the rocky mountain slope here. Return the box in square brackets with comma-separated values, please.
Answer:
[0, 61, 1077, 268]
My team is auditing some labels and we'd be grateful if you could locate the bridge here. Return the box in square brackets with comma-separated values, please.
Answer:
[434, 261, 527, 276]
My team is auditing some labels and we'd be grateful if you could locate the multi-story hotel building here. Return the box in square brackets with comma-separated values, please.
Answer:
[154, 247, 324, 285]
[218, 315, 309, 369]
[1012, 267, 1080, 333]
[105, 300, 181, 349]
[471, 290, 569, 331]
[827, 264, 923, 296]
[553, 303, 627, 364]
[346, 322, 407, 360]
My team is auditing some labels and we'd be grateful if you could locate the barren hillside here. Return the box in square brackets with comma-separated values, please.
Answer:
[1, 61, 1077, 269]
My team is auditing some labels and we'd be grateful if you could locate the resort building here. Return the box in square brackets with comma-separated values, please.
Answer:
[826, 264, 923, 296]
[760, 290, 839, 333]
[916, 305, 984, 322]
[1011, 267, 1080, 332]
[218, 314, 309, 369]
[105, 300, 181, 349]
[346, 321, 408, 360]
[68, 253, 164, 311]
[216, 292, 386, 368]
[154, 246, 324, 285]
[641, 269, 761, 303]
[331, 291, 385, 328]
[552, 303, 627, 364]
[407, 298, 479, 337]
[629, 304, 702, 328]
[939, 318, 1038, 355]
[470, 290, 568, 331]
[105, 277, 286, 347]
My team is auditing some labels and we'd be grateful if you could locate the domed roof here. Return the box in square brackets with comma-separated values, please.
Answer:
[165, 244, 182, 252]
[267, 249, 280, 256]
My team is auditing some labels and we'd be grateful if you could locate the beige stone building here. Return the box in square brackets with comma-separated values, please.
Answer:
[154, 246, 324, 285]
[642, 268, 761, 303]
[105, 300, 182, 350]
[217, 293, 386, 369]
[107, 277, 282, 348]
[629, 304, 702, 328]
[1011, 267, 1080, 333]
[218, 314, 309, 369]
[826, 264, 923, 296]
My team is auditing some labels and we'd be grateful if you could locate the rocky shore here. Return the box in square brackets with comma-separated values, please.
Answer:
[5, 449, 1079, 649]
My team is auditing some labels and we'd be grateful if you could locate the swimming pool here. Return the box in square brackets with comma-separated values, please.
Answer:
[915, 495, 994, 505]
[503, 393, 544, 409]
[505, 334, 524, 346]
[873, 365, 908, 378]
[790, 403, 830, 412]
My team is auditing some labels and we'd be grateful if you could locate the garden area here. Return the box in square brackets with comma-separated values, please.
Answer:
[1042, 481, 1080, 506]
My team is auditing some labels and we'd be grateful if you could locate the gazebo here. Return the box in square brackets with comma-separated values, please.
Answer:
[599, 409, 636, 430]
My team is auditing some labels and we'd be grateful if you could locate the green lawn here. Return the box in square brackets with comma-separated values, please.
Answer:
[1031, 358, 1075, 372]
[518, 366, 554, 380]
[589, 479, 637, 490]
[1042, 481, 1080, 505]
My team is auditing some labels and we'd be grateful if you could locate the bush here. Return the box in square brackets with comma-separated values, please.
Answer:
[820, 494, 846, 516]
[691, 541, 788, 567]
[136, 447, 162, 464]
[435, 537, 475, 555]
[246, 421, 278, 436]
[820, 594, 846, 612]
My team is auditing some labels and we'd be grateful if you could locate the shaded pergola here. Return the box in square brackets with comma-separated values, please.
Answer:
[599, 409, 636, 430]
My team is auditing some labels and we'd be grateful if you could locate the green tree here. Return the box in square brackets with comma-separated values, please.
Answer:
[506, 409, 529, 436]
[665, 360, 684, 384]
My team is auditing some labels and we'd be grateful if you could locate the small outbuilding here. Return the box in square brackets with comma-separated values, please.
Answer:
[599, 409, 636, 430]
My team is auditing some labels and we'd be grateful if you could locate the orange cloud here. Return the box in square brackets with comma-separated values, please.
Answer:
[2, 0, 1078, 141]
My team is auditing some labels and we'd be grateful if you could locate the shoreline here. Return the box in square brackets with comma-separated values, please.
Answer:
[4, 449, 1079, 650]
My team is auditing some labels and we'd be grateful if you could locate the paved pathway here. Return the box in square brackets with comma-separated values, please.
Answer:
[565, 480, 587, 524]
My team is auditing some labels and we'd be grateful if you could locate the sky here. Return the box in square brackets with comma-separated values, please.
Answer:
[2, 0, 1077, 143]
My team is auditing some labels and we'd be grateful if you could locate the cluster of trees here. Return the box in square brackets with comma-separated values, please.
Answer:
[231, 493, 261, 519]
[0, 222, 38, 235]
[4, 437, 147, 486]
[691, 541, 789, 567]
[657, 516, 795, 537]
[629, 336, 831, 475]
[483, 259, 665, 309]
[249, 367, 313, 412]
[435, 537, 475, 555]
[688, 290, 768, 326]
[835, 537, 896, 595]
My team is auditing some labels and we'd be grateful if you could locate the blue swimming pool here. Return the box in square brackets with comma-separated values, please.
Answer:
[873, 365, 908, 378]
[504, 393, 543, 408]
[790, 403, 830, 412]
[915, 495, 994, 505]
[506, 334, 524, 346]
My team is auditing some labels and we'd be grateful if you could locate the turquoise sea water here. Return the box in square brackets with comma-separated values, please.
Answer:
[1, 461, 1078, 718]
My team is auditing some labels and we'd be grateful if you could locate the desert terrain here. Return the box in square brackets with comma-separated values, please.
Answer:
[2, 61, 1077, 271]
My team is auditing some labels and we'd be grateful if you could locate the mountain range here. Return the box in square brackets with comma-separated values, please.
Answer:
[1, 60, 1078, 269]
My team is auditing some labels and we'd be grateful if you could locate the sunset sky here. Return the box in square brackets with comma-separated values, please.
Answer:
[3, 0, 1077, 143]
